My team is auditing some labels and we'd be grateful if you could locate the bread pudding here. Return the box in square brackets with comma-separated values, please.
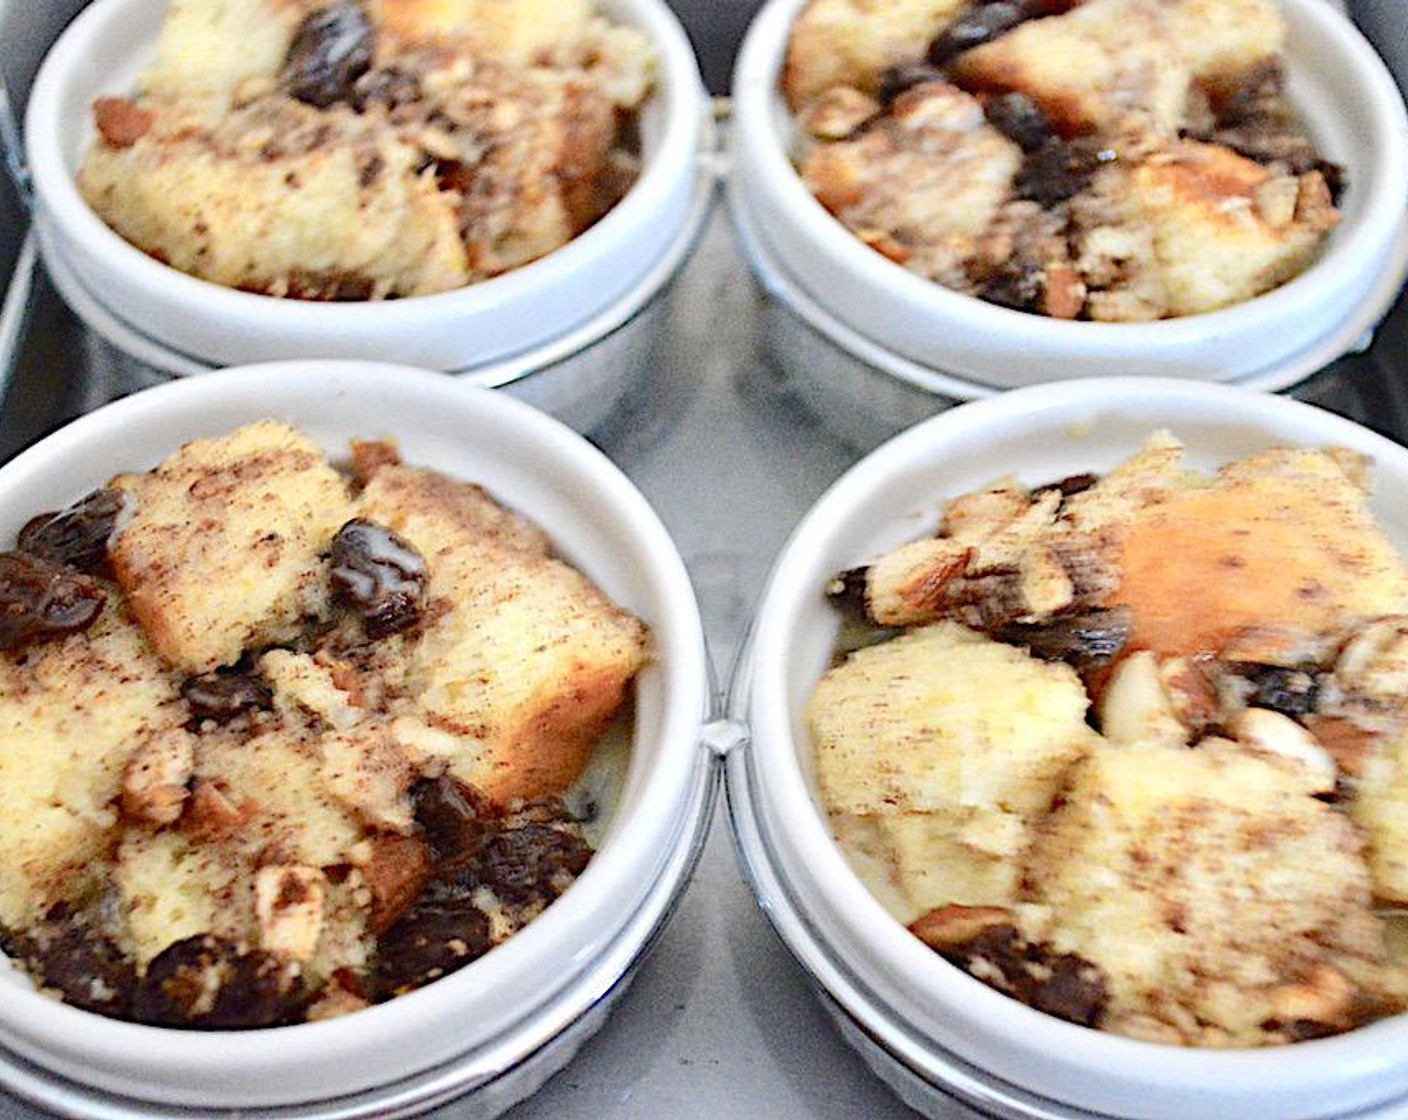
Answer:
[810, 435, 1408, 1045]
[77, 0, 654, 299]
[786, 0, 1342, 320]
[0, 421, 648, 1026]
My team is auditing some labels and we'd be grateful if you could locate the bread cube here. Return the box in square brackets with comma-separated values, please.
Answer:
[1121, 140, 1338, 317]
[951, 0, 1191, 136]
[358, 465, 648, 803]
[110, 421, 356, 673]
[809, 622, 1096, 912]
[1106, 443, 1408, 659]
[1027, 740, 1387, 1044]
[783, 0, 966, 109]
[800, 82, 1021, 280]
[0, 603, 183, 928]
[80, 99, 472, 300]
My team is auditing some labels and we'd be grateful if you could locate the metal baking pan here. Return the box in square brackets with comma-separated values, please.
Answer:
[4, 3, 1408, 1119]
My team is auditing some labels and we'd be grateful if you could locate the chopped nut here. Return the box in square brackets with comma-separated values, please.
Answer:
[1040, 264, 1086, 319]
[1334, 617, 1408, 703]
[182, 779, 252, 842]
[1226, 708, 1337, 794]
[254, 865, 326, 963]
[92, 97, 153, 148]
[1099, 651, 1187, 748]
[909, 904, 1015, 949]
[359, 834, 432, 934]
[865, 538, 973, 626]
[1303, 715, 1376, 780]
[1253, 175, 1299, 229]
[798, 86, 880, 141]
[121, 728, 196, 825]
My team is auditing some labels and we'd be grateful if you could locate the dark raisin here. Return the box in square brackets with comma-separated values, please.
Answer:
[928, 1, 1038, 68]
[877, 62, 945, 106]
[352, 66, 422, 111]
[330, 519, 427, 639]
[1236, 664, 1320, 717]
[983, 92, 1054, 152]
[0, 551, 105, 651]
[1014, 137, 1111, 207]
[475, 823, 593, 908]
[17, 489, 124, 575]
[979, 261, 1045, 312]
[937, 924, 1109, 1029]
[181, 667, 274, 725]
[826, 566, 871, 615]
[12, 906, 136, 1018]
[1031, 472, 1100, 501]
[412, 775, 493, 861]
[132, 934, 302, 1029]
[994, 607, 1132, 671]
[372, 897, 491, 999]
[281, 1, 375, 109]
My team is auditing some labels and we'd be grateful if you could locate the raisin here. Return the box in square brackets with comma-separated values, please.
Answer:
[181, 667, 273, 725]
[928, 1, 1038, 67]
[11, 905, 136, 1018]
[1031, 472, 1100, 502]
[1236, 664, 1320, 718]
[412, 775, 492, 861]
[826, 567, 871, 616]
[17, 489, 123, 575]
[877, 62, 945, 106]
[475, 823, 592, 909]
[937, 924, 1109, 1029]
[330, 519, 427, 639]
[994, 607, 1132, 671]
[983, 92, 1055, 152]
[282, 1, 375, 109]
[979, 261, 1045, 312]
[132, 935, 302, 1029]
[372, 897, 491, 999]
[1014, 137, 1111, 207]
[0, 551, 105, 651]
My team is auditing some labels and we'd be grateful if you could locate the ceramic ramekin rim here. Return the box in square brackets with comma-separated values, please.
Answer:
[743, 377, 1408, 1120]
[0, 361, 712, 1108]
[730, 0, 1408, 372]
[23, 0, 705, 344]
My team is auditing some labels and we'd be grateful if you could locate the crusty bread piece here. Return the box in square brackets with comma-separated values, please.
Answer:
[783, 0, 966, 110]
[1027, 739, 1387, 1045]
[1168, 0, 1286, 94]
[110, 421, 356, 673]
[1120, 139, 1337, 317]
[140, 0, 303, 112]
[0, 601, 183, 929]
[357, 464, 649, 804]
[951, 0, 1191, 136]
[809, 622, 1096, 914]
[800, 82, 1021, 281]
[80, 98, 473, 299]
[380, 0, 592, 56]
[1106, 445, 1408, 660]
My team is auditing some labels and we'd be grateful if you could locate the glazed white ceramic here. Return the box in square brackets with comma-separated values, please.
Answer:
[0, 362, 712, 1115]
[24, 0, 707, 373]
[739, 378, 1408, 1120]
[731, 0, 1408, 389]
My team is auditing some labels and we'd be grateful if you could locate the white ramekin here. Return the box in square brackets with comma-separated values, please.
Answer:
[0, 361, 713, 1119]
[732, 377, 1408, 1120]
[730, 0, 1408, 391]
[22, 0, 710, 401]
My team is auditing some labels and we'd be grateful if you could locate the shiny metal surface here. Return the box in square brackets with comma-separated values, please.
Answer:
[4, 4, 1408, 1119]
